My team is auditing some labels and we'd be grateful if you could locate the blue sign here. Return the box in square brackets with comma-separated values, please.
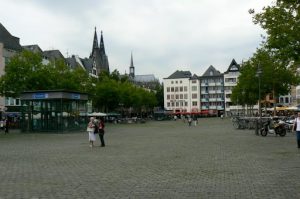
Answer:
[72, 93, 80, 99]
[33, 93, 48, 99]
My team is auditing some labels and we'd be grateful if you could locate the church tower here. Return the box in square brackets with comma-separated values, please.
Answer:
[129, 52, 135, 78]
[90, 28, 110, 74]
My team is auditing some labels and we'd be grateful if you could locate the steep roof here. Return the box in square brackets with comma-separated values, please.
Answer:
[165, 70, 192, 79]
[80, 58, 93, 72]
[134, 74, 157, 83]
[66, 56, 78, 69]
[0, 23, 22, 51]
[43, 50, 65, 61]
[224, 59, 240, 74]
[23, 45, 43, 54]
[202, 65, 222, 77]
[190, 74, 199, 80]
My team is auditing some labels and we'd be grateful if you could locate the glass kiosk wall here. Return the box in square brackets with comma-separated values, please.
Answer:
[20, 90, 88, 132]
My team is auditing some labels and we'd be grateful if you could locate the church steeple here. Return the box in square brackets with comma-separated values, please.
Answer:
[89, 28, 110, 74]
[99, 31, 106, 55]
[92, 27, 98, 51]
[129, 52, 135, 78]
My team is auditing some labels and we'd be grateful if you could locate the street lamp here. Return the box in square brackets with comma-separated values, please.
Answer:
[256, 64, 262, 117]
[242, 89, 245, 116]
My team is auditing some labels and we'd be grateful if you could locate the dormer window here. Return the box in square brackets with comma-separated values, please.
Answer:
[210, 71, 213, 76]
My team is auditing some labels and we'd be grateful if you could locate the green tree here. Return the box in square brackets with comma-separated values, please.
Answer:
[251, 0, 300, 64]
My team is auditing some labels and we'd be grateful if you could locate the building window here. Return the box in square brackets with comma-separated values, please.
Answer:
[16, 98, 20, 106]
[175, 87, 178, 92]
[184, 86, 187, 91]
[167, 87, 170, 92]
[180, 94, 183, 99]
[185, 101, 188, 106]
[192, 80, 197, 83]
[184, 94, 188, 99]
[176, 81, 178, 84]
[192, 86, 197, 91]
[171, 81, 174, 84]
[180, 81, 182, 83]
[167, 102, 170, 107]
[180, 87, 183, 92]
[192, 94, 197, 99]
[192, 101, 197, 106]
[285, 97, 289, 103]
[171, 87, 174, 92]
[167, 95, 170, 100]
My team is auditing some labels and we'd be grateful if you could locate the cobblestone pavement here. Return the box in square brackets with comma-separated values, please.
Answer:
[0, 118, 299, 199]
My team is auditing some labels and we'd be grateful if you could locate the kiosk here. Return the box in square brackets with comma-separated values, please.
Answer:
[20, 90, 88, 132]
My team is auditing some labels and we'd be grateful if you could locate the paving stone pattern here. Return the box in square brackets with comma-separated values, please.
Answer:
[0, 118, 299, 199]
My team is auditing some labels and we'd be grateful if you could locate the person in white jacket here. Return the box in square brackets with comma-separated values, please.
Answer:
[87, 117, 96, 148]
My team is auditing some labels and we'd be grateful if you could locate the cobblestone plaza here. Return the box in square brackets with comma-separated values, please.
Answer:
[0, 118, 299, 199]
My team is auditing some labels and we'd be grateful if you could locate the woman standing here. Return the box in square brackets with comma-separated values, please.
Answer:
[293, 112, 300, 149]
[87, 117, 96, 148]
[98, 118, 105, 147]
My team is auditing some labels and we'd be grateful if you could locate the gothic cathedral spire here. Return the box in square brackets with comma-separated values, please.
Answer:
[129, 52, 135, 78]
[99, 31, 106, 55]
[89, 28, 110, 74]
[91, 27, 98, 56]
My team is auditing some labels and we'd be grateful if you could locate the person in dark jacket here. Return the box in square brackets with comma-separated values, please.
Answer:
[98, 118, 105, 147]
[4, 118, 9, 134]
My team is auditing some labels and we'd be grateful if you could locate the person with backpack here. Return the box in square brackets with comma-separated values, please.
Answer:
[98, 117, 106, 147]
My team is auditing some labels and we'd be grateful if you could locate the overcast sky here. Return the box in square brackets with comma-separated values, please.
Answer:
[0, 0, 273, 80]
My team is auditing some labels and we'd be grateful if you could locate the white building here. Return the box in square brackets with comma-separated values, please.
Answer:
[223, 59, 241, 116]
[163, 70, 200, 113]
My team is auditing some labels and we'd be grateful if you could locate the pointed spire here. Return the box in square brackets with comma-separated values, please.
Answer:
[129, 51, 135, 78]
[130, 51, 134, 67]
[99, 30, 106, 54]
[92, 27, 98, 51]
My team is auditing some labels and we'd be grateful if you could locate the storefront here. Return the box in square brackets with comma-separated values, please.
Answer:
[20, 90, 88, 132]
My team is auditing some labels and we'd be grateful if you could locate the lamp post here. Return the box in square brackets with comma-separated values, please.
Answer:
[256, 64, 262, 117]
[242, 89, 245, 116]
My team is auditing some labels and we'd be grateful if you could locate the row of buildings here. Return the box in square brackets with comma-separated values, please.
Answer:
[163, 59, 296, 117]
[0, 23, 158, 118]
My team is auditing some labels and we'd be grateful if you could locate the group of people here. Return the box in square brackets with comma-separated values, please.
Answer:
[87, 117, 105, 148]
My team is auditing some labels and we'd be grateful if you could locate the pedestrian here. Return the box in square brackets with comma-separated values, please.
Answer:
[4, 118, 9, 134]
[188, 116, 192, 127]
[193, 116, 197, 126]
[293, 112, 300, 149]
[87, 117, 96, 148]
[98, 117, 106, 147]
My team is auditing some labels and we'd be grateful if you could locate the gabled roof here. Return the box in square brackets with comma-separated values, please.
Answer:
[134, 74, 158, 83]
[165, 70, 192, 79]
[66, 56, 78, 69]
[43, 50, 65, 61]
[0, 23, 22, 51]
[202, 65, 222, 77]
[224, 59, 240, 74]
[80, 58, 93, 72]
[23, 45, 43, 54]
[190, 74, 199, 80]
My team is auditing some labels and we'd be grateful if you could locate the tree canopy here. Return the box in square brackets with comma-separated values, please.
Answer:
[0, 50, 161, 115]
